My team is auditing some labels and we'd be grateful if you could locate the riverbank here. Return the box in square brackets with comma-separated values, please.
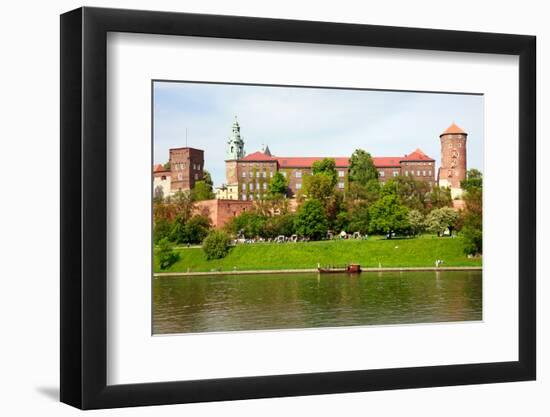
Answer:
[154, 235, 482, 273]
[154, 265, 482, 277]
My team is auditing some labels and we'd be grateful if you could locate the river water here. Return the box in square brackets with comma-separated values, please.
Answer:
[153, 270, 482, 334]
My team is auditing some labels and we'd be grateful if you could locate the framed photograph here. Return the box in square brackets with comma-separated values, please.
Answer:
[60, 7, 536, 409]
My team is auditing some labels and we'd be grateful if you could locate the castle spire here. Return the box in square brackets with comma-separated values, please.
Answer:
[226, 116, 245, 160]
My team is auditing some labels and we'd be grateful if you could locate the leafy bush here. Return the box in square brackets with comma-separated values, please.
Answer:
[202, 230, 232, 260]
[155, 238, 179, 270]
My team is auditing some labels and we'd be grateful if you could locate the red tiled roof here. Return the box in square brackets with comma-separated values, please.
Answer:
[400, 148, 434, 162]
[240, 150, 433, 169]
[240, 151, 278, 162]
[276, 156, 350, 168]
[154, 164, 168, 172]
[276, 156, 406, 168]
[372, 157, 401, 167]
[441, 122, 466, 135]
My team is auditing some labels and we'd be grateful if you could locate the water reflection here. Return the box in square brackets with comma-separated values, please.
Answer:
[153, 270, 482, 334]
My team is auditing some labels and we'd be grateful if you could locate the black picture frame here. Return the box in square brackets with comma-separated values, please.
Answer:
[60, 6, 536, 410]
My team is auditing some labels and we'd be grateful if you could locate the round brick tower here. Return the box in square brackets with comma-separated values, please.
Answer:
[438, 122, 467, 193]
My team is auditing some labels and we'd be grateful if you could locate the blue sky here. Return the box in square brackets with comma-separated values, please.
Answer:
[153, 81, 483, 187]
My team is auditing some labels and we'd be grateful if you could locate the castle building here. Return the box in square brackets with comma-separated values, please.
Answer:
[168, 147, 204, 192]
[437, 122, 468, 199]
[219, 118, 448, 201]
[153, 164, 171, 200]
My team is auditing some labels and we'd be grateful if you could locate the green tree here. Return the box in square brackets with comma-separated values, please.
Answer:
[429, 186, 453, 209]
[192, 180, 215, 201]
[183, 215, 212, 243]
[334, 211, 350, 233]
[425, 207, 459, 237]
[303, 173, 335, 204]
[155, 238, 179, 270]
[163, 161, 171, 170]
[153, 185, 164, 203]
[462, 186, 483, 255]
[267, 172, 289, 197]
[408, 209, 425, 236]
[368, 194, 410, 237]
[294, 199, 328, 240]
[202, 230, 232, 260]
[203, 170, 214, 187]
[171, 190, 194, 221]
[349, 149, 378, 185]
[153, 218, 172, 244]
[347, 179, 380, 203]
[225, 212, 267, 238]
[261, 213, 296, 238]
[312, 158, 338, 187]
[385, 176, 431, 213]
[348, 203, 370, 235]
[461, 169, 483, 192]
[169, 215, 187, 244]
[325, 191, 345, 229]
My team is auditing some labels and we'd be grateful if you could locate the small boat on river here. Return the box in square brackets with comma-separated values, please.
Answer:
[317, 263, 361, 274]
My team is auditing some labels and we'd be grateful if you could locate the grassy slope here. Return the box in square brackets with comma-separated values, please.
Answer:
[154, 235, 481, 273]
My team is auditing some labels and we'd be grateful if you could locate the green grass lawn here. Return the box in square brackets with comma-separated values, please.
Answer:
[154, 235, 481, 273]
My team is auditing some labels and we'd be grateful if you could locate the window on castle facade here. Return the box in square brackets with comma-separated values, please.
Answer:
[393, 171, 398, 177]
[296, 171, 301, 178]
[242, 184, 246, 190]
[417, 171, 420, 176]
[270, 171, 273, 178]
[194, 174, 198, 180]
[379, 171, 385, 177]
[241, 194, 246, 200]
[422, 171, 426, 176]
[250, 183, 254, 191]
[428, 170, 432, 176]
[296, 183, 302, 189]
[338, 170, 345, 178]
[262, 171, 266, 178]
[338, 182, 344, 189]
[405, 171, 409, 176]
[263, 183, 267, 190]
[242, 171, 246, 178]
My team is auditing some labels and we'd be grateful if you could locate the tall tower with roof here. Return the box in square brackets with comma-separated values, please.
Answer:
[438, 122, 467, 197]
[226, 116, 245, 160]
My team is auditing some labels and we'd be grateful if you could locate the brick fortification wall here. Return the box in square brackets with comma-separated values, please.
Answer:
[194, 199, 253, 229]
